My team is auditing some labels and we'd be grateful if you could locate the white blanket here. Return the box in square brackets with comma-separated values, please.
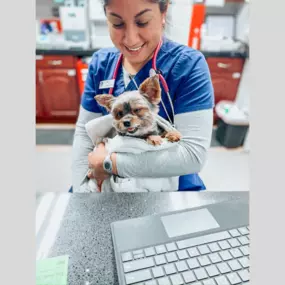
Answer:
[84, 114, 180, 192]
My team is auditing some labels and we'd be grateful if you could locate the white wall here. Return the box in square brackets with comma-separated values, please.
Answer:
[36, 0, 54, 19]
[165, 0, 193, 46]
[235, 3, 249, 43]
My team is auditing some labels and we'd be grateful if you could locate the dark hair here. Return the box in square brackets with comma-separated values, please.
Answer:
[102, 0, 169, 13]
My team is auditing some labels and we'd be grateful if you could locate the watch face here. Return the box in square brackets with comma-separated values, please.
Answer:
[105, 161, 111, 170]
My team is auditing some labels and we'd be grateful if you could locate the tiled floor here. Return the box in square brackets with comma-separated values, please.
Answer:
[36, 145, 249, 193]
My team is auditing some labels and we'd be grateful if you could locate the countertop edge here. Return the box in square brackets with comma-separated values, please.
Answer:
[35, 49, 249, 58]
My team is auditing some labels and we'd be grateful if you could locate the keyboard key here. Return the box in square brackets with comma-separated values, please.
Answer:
[238, 257, 249, 268]
[240, 245, 249, 256]
[145, 281, 157, 285]
[155, 255, 167, 265]
[238, 269, 250, 282]
[226, 272, 242, 284]
[194, 268, 208, 280]
[133, 253, 144, 259]
[203, 280, 216, 285]
[177, 250, 188, 260]
[198, 245, 211, 255]
[229, 248, 243, 258]
[208, 253, 222, 264]
[217, 262, 231, 274]
[182, 271, 196, 283]
[208, 242, 220, 252]
[228, 260, 242, 271]
[192, 283, 202, 285]
[198, 256, 211, 266]
[152, 266, 164, 278]
[166, 252, 178, 263]
[166, 242, 177, 252]
[175, 261, 188, 272]
[218, 240, 231, 250]
[123, 257, 155, 273]
[144, 247, 156, 257]
[187, 247, 200, 257]
[122, 252, 133, 262]
[238, 227, 249, 235]
[238, 236, 249, 245]
[187, 258, 200, 269]
[228, 238, 240, 248]
[170, 274, 184, 285]
[125, 269, 152, 284]
[205, 265, 219, 277]
[215, 276, 230, 285]
[157, 277, 171, 285]
[155, 245, 167, 254]
[176, 231, 231, 250]
[228, 229, 241, 238]
[133, 249, 143, 255]
[219, 250, 232, 261]
[164, 263, 176, 275]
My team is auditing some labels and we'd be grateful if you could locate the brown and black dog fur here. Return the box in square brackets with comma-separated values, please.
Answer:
[94, 75, 181, 145]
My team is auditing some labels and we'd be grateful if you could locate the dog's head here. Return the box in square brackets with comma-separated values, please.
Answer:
[95, 75, 161, 137]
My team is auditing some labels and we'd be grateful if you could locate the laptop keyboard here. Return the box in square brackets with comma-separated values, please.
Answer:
[120, 226, 250, 285]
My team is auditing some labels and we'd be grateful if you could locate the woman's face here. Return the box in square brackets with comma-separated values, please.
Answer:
[105, 0, 166, 67]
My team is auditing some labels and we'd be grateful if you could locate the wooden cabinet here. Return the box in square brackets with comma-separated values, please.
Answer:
[37, 69, 80, 118]
[36, 55, 80, 123]
[206, 57, 245, 123]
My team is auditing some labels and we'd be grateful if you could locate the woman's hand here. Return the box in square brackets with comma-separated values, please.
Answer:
[87, 143, 118, 181]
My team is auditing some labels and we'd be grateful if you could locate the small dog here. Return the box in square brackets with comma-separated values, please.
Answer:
[94, 75, 181, 145]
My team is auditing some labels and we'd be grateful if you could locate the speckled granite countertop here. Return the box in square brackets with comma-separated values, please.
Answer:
[36, 192, 249, 285]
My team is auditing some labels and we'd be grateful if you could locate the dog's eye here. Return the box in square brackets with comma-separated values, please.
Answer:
[117, 111, 123, 118]
[134, 108, 141, 113]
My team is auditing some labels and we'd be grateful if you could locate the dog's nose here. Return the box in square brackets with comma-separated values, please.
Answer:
[123, 121, 131, 127]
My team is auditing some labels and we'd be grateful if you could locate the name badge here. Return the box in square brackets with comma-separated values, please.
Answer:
[99, 79, 115, 89]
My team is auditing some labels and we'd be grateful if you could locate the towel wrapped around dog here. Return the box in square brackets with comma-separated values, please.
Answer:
[83, 114, 180, 192]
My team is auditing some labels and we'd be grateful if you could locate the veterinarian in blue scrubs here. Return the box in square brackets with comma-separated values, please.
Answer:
[72, 0, 214, 192]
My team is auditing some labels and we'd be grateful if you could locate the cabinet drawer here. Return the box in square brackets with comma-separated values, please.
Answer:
[207, 58, 244, 73]
[36, 55, 76, 69]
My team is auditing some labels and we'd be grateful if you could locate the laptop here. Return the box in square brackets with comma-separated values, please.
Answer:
[111, 199, 249, 285]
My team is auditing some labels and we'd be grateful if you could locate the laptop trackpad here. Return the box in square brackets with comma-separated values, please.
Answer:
[161, 208, 220, 238]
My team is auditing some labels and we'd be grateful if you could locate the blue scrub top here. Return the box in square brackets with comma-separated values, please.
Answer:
[81, 37, 214, 191]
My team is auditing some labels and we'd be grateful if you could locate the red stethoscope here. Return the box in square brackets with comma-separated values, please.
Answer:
[108, 39, 175, 127]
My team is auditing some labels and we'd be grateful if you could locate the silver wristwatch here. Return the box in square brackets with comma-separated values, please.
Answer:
[103, 153, 113, 174]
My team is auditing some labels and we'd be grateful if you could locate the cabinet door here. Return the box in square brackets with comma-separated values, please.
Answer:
[211, 72, 242, 121]
[38, 69, 80, 118]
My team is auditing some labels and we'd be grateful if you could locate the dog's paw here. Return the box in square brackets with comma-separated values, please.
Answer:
[165, 131, 182, 142]
[147, 135, 163, 146]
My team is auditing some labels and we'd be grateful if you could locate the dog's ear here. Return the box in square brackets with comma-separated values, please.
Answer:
[94, 94, 115, 111]
[139, 75, 161, 105]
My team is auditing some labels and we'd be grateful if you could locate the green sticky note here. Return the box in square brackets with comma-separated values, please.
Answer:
[36, 255, 69, 285]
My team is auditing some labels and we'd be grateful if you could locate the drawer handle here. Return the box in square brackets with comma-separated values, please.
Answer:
[217, 62, 231, 69]
[67, 69, 76, 77]
[48, 60, 62, 66]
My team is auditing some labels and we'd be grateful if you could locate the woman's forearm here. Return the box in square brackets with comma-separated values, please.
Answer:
[72, 106, 102, 192]
[115, 109, 213, 178]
